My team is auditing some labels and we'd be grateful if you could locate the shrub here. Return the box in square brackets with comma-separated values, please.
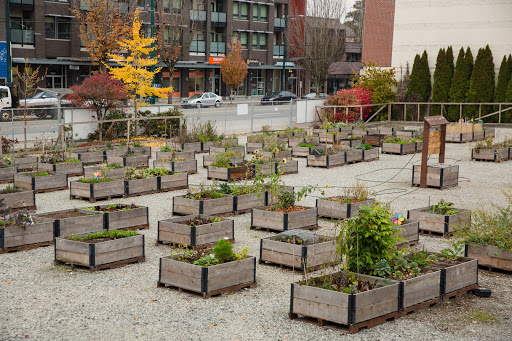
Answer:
[407, 51, 431, 103]
[448, 47, 473, 120]
[432, 47, 454, 114]
[322, 87, 372, 122]
[466, 45, 495, 118]
[138, 107, 185, 137]
[353, 62, 397, 104]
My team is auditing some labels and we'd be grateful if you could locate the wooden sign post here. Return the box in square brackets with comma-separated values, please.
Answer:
[420, 116, 449, 188]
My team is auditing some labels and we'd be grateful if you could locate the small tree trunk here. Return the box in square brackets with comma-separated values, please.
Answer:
[24, 120, 27, 150]
[98, 110, 103, 141]
[167, 92, 172, 104]
[133, 98, 138, 137]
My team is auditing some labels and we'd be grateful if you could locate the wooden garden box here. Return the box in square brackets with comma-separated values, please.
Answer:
[279, 159, 299, 174]
[207, 165, 253, 181]
[484, 128, 496, 139]
[292, 145, 319, 157]
[433, 257, 479, 296]
[83, 165, 127, 179]
[107, 155, 150, 168]
[0, 166, 17, 182]
[471, 148, 510, 162]
[70, 179, 125, 202]
[38, 161, 84, 176]
[203, 138, 239, 151]
[234, 192, 267, 213]
[401, 270, 441, 309]
[88, 205, 149, 231]
[345, 150, 363, 163]
[155, 150, 195, 161]
[412, 163, 459, 189]
[209, 146, 245, 155]
[159, 173, 188, 192]
[12, 156, 38, 171]
[158, 215, 234, 247]
[35, 208, 104, 237]
[465, 243, 512, 272]
[382, 142, 417, 155]
[172, 141, 203, 153]
[325, 133, 350, 144]
[351, 129, 367, 137]
[336, 139, 362, 149]
[363, 148, 380, 161]
[364, 134, 387, 147]
[54, 234, 145, 270]
[316, 198, 375, 219]
[105, 146, 151, 157]
[251, 206, 318, 232]
[307, 153, 345, 168]
[173, 195, 234, 215]
[246, 142, 263, 153]
[0, 217, 54, 252]
[260, 150, 292, 160]
[290, 274, 399, 330]
[158, 256, 256, 298]
[125, 177, 158, 196]
[154, 159, 198, 174]
[259, 233, 336, 269]
[202, 155, 243, 168]
[303, 136, 320, 145]
[251, 162, 275, 177]
[71, 149, 105, 164]
[0, 189, 35, 210]
[287, 137, 305, 147]
[396, 221, 420, 248]
[14, 172, 68, 193]
[407, 206, 471, 235]
[396, 130, 422, 139]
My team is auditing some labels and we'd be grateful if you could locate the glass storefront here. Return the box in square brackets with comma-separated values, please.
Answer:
[272, 69, 281, 92]
[189, 68, 204, 95]
[249, 69, 265, 96]
[162, 69, 181, 97]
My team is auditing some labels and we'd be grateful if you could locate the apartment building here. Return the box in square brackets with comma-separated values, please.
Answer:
[1, 0, 301, 98]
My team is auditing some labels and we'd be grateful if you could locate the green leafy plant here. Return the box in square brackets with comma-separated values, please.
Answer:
[429, 200, 461, 215]
[298, 142, 316, 148]
[184, 184, 224, 200]
[160, 145, 173, 152]
[69, 229, 137, 241]
[212, 239, 235, 263]
[0, 185, 18, 194]
[132, 141, 142, 148]
[78, 177, 113, 183]
[440, 243, 464, 261]
[30, 172, 50, 177]
[354, 143, 373, 150]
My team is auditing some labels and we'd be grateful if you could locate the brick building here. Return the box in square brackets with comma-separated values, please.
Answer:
[361, 0, 395, 67]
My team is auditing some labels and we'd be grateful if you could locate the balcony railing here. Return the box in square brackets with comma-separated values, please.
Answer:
[273, 45, 285, 57]
[274, 17, 286, 29]
[9, 0, 34, 10]
[190, 10, 207, 21]
[211, 12, 227, 26]
[190, 40, 206, 53]
[11, 29, 35, 46]
[210, 42, 226, 54]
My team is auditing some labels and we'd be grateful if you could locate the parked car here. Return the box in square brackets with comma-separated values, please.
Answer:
[19, 89, 72, 108]
[301, 92, 330, 100]
[181, 92, 223, 108]
[260, 91, 297, 105]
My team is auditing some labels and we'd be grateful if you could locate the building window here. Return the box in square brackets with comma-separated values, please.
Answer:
[189, 69, 204, 93]
[137, 0, 146, 9]
[252, 32, 266, 50]
[253, 4, 268, 22]
[233, 2, 249, 20]
[45, 17, 71, 40]
[249, 69, 265, 95]
[233, 32, 248, 49]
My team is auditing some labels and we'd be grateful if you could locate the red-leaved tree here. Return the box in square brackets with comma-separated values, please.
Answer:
[220, 40, 248, 100]
[323, 87, 373, 122]
[68, 72, 128, 141]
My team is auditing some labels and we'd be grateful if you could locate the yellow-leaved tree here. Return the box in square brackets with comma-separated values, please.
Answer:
[107, 11, 172, 134]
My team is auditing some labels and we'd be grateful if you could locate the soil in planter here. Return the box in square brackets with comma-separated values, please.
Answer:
[183, 191, 224, 200]
[85, 204, 138, 212]
[328, 196, 372, 204]
[68, 229, 137, 242]
[278, 235, 307, 245]
[268, 206, 308, 214]
[183, 217, 221, 226]
[306, 271, 374, 293]
[38, 209, 88, 219]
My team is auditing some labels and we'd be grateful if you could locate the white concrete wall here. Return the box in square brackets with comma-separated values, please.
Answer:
[392, 0, 512, 73]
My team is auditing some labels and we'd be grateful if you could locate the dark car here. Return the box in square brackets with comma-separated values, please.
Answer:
[260, 91, 297, 105]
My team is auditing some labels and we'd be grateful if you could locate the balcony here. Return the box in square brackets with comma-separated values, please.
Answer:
[211, 12, 227, 27]
[80, 1, 128, 12]
[190, 10, 207, 22]
[210, 42, 226, 54]
[11, 29, 35, 46]
[273, 45, 285, 57]
[190, 40, 206, 53]
[9, 0, 34, 10]
[274, 17, 286, 31]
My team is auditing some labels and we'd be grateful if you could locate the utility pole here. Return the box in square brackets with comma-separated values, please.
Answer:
[150, 0, 156, 104]
[281, 13, 287, 92]
[5, 1, 12, 86]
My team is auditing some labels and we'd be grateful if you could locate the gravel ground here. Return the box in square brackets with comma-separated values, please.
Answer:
[1, 128, 512, 341]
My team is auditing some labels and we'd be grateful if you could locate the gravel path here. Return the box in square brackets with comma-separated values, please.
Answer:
[1, 129, 512, 341]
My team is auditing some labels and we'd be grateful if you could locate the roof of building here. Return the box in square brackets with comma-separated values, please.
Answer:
[328, 61, 362, 76]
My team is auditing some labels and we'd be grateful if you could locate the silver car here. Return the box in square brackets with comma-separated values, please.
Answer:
[182, 92, 223, 108]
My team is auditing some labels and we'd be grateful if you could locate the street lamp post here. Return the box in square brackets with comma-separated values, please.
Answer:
[281, 13, 287, 92]
[5, 1, 12, 86]
[150, 0, 156, 104]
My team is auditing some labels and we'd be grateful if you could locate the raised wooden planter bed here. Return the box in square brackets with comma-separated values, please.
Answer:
[202, 155, 244, 168]
[363, 148, 380, 161]
[0, 217, 54, 253]
[234, 192, 267, 213]
[38, 161, 84, 176]
[71, 148, 105, 164]
[125, 177, 158, 196]
[465, 243, 512, 272]
[412, 163, 459, 189]
[173, 195, 235, 216]
[471, 148, 510, 162]
[316, 198, 375, 219]
[154, 159, 198, 174]
[324, 133, 350, 144]
[86, 205, 149, 231]
[0, 166, 17, 183]
[107, 155, 150, 168]
[12, 156, 38, 171]
[259, 150, 292, 160]
[251, 206, 318, 232]
[83, 165, 127, 179]
[208, 146, 245, 155]
[303, 136, 320, 145]
[287, 137, 305, 147]
[396, 221, 420, 248]
[155, 150, 195, 161]
[70, 179, 125, 202]
[292, 145, 320, 157]
[35, 208, 104, 237]
[382, 142, 418, 155]
[433, 257, 479, 297]
[172, 141, 203, 152]
[207, 165, 253, 181]
[14, 172, 68, 193]
[395, 130, 423, 139]
[364, 134, 387, 147]
[290, 273, 399, 333]
[407, 206, 471, 235]
[158, 172, 188, 192]
[259, 232, 336, 270]
[251, 162, 276, 176]
[307, 153, 346, 168]
[351, 129, 368, 137]
[336, 139, 362, 149]
[279, 159, 299, 174]
[0, 189, 35, 210]
[203, 138, 239, 151]
[54, 234, 145, 271]
[246, 142, 263, 153]
[401, 269, 441, 310]
[158, 215, 234, 247]
[105, 146, 151, 157]
[345, 150, 363, 163]
[157, 256, 256, 298]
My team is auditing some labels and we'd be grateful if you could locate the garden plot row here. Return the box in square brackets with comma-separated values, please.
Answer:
[168, 138, 239, 153]
[471, 145, 512, 162]
[307, 148, 379, 168]
[1, 204, 148, 254]
[207, 161, 299, 181]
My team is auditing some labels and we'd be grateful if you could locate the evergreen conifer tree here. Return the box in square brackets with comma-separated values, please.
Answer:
[467, 45, 495, 118]
[406, 54, 422, 101]
[504, 55, 512, 123]
[493, 55, 512, 122]
[432, 48, 454, 114]
[447, 47, 466, 120]
[420, 50, 432, 102]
